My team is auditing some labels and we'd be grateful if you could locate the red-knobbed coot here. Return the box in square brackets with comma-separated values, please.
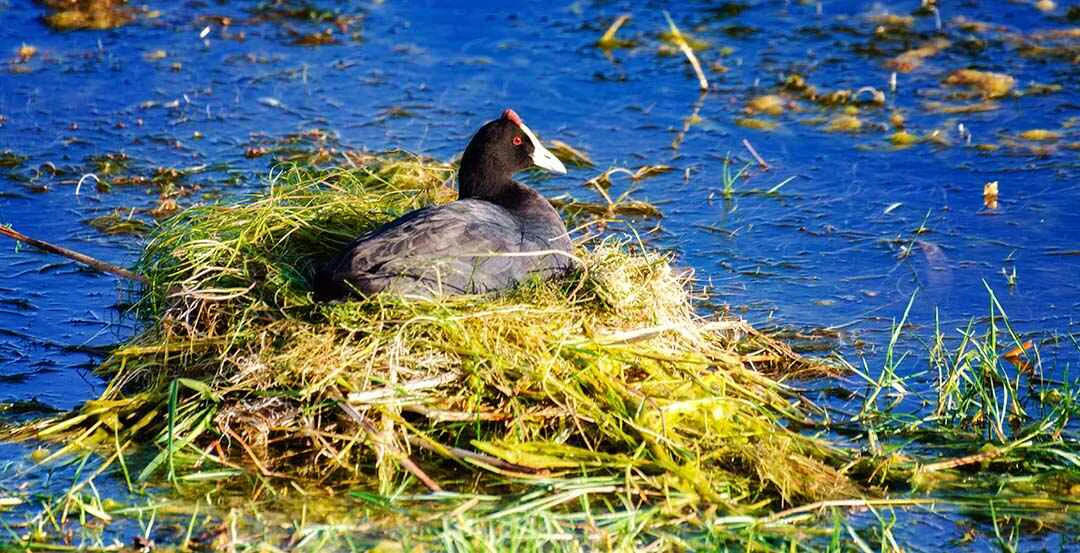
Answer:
[314, 109, 573, 300]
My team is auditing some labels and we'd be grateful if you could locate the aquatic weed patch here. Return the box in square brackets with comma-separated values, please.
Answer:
[39, 0, 134, 31]
[1, 153, 869, 547]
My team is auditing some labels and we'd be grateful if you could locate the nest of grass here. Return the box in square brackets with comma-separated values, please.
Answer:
[9, 152, 858, 514]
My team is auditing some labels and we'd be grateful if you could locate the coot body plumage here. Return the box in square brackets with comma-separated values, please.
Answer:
[314, 109, 572, 300]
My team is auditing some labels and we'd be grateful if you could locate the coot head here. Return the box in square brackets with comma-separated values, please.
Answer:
[458, 109, 566, 200]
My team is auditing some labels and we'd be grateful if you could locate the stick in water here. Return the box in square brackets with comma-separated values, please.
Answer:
[0, 225, 146, 283]
[742, 139, 769, 170]
[663, 11, 709, 91]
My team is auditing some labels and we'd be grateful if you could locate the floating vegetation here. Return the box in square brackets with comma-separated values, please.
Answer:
[40, 0, 134, 30]
[15, 44, 37, 63]
[1011, 26, 1080, 62]
[0, 151, 27, 169]
[869, 13, 914, 29]
[378, 106, 415, 119]
[547, 140, 594, 168]
[1035, 0, 1057, 13]
[89, 152, 129, 175]
[108, 175, 149, 187]
[983, 180, 999, 210]
[736, 117, 778, 130]
[251, 1, 353, 24]
[886, 38, 950, 72]
[85, 209, 152, 236]
[745, 94, 785, 116]
[292, 28, 338, 46]
[5, 155, 872, 549]
[1018, 129, 1062, 141]
[551, 197, 663, 219]
[584, 165, 672, 190]
[888, 130, 920, 147]
[824, 87, 885, 107]
[943, 69, 1015, 98]
[924, 100, 1000, 114]
[248, 1, 362, 44]
[825, 115, 863, 133]
[1022, 83, 1063, 96]
[1032, 28, 1080, 40]
[779, 74, 883, 109]
[659, 29, 711, 52]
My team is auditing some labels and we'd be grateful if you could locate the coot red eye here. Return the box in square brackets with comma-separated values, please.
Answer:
[512, 135, 523, 146]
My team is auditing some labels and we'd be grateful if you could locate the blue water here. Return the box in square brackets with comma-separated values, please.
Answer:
[1, 0, 1078, 549]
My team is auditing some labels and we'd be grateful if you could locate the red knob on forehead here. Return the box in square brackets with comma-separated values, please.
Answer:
[502, 108, 522, 126]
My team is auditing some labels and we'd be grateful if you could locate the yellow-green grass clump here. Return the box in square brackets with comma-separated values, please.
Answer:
[8, 153, 856, 517]
[41, 0, 133, 30]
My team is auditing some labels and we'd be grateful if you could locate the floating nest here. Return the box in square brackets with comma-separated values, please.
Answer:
[7, 152, 858, 518]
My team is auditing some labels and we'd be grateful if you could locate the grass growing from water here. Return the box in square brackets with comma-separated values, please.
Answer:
[1, 152, 879, 550]
[835, 287, 1080, 547]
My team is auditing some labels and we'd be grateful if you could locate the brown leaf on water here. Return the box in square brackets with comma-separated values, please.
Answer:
[1003, 340, 1034, 372]
[983, 181, 999, 210]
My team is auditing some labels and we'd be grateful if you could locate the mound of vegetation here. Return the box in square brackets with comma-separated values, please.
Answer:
[10, 153, 863, 540]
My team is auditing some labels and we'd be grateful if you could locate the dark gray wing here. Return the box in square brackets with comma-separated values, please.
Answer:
[320, 200, 532, 298]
